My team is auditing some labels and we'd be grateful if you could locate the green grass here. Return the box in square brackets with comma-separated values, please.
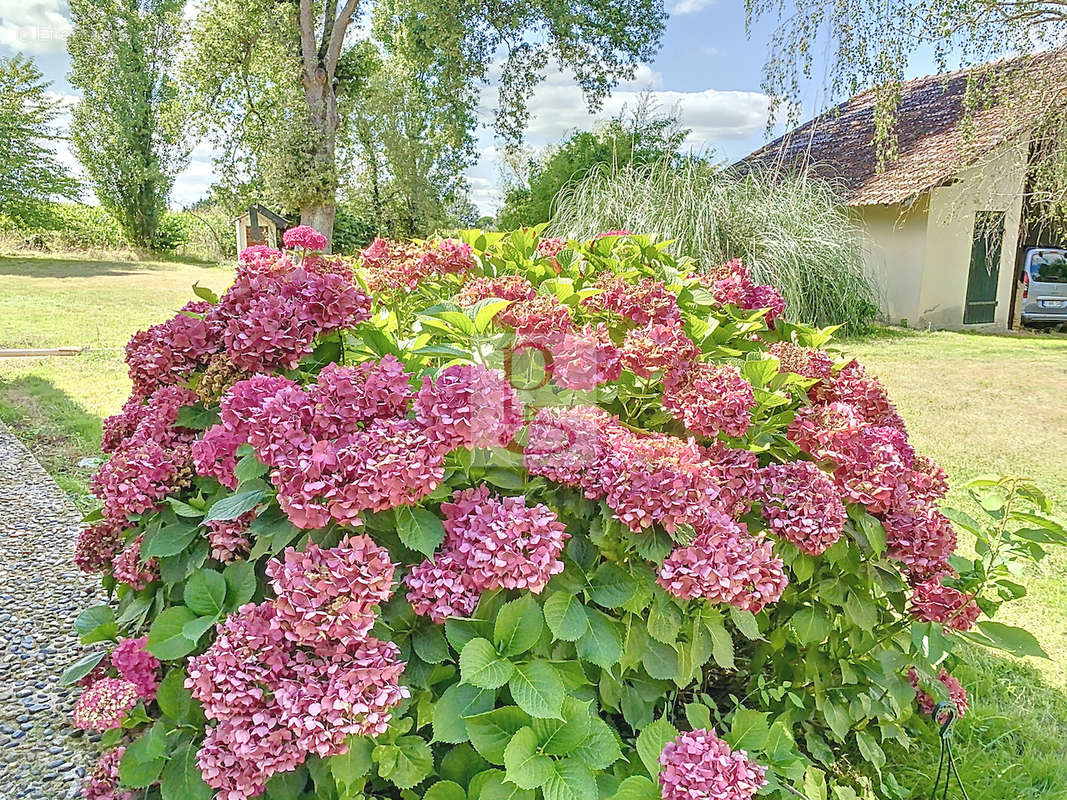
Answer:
[1, 254, 1065, 797]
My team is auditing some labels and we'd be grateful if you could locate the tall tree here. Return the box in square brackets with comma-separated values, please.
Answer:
[340, 31, 479, 236]
[67, 0, 188, 249]
[745, 0, 1067, 221]
[0, 55, 79, 225]
[183, 0, 667, 245]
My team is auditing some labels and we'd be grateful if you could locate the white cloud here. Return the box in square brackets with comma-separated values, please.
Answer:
[463, 64, 771, 213]
[0, 0, 72, 53]
[474, 63, 770, 153]
[671, 0, 716, 15]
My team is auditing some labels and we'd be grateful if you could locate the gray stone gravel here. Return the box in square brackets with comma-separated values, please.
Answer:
[0, 423, 103, 799]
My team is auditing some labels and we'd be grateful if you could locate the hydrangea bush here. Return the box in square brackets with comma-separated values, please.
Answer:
[64, 224, 1066, 800]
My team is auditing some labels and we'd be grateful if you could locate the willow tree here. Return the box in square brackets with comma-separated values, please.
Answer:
[183, 0, 666, 244]
[67, 0, 187, 249]
[745, 0, 1067, 223]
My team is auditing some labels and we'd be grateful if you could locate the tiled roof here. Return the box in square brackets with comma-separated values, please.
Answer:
[737, 50, 1067, 206]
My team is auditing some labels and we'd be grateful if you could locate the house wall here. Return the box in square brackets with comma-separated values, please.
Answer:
[917, 140, 1029, 329]
[852, 199, 930, 326]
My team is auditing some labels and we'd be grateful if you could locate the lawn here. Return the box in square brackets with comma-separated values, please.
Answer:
[1, 253, 1065, 797]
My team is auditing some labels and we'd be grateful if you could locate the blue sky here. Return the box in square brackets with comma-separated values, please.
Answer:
[0, 0, 943, 215]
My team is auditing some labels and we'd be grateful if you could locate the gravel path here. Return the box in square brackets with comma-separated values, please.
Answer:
[0, 423, 102, 798]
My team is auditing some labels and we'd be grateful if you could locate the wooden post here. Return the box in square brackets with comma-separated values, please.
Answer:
[0, 347, 84, 357]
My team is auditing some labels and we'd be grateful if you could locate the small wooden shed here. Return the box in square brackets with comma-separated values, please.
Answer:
[232, 205, 292, 251]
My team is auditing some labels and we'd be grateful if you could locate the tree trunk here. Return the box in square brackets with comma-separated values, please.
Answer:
[301, 203, 337, 249]
[296, 0, 359, 251]
[301, 66, 340, 250]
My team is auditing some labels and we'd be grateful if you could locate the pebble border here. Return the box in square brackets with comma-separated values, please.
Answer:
[0, 423, 102, 798]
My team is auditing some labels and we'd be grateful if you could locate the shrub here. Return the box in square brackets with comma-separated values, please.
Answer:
[1, 202, 197, 254]
[152, 213, 192, 253]
[64, 229, 1063, 800]
[8, 202, 127, 250]
[332, 207, 378, 254]
[549, 162, 880, 332]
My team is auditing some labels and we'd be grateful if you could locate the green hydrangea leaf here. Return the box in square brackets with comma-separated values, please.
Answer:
[460, 637, 514, 689]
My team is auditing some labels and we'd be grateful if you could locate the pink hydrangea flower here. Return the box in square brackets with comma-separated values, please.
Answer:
[223, 293, 318, 372]
[212, 261, 370, 373]
[309, 357, 413, 438]
[524, 405, 616, 495]
[414, 364, 523, 452]
[267, 536, 395, 652]
[812, 360, 906, 431]
[758, 461, 846, 556]
[702, 441, 761, 517]
[91, 439, 188, 521]
[100, 385, 197, 454]
[82, 747, 135, 800]
[242, 382, 315, 469]
[746, 284, 786, 322]
[593, 229, 633, 239]
[440, 486, 569, 593]
[272, 457, 333, 531]
[361, 238, 426, 293]
[707, 259, 752, 307]
[283, 225, 328, 252]
[186, 603, 291, 719]
[419, 238, 475, 276]
[73, 678, 139, 731]
[110, 636, 160, 700]
[786, 402, 865, 459]
[658, 512, 788, 612]
[405, 552, 481, 623]
[620, 323, 699, 378]
[769, 341, 834, 381]
[457, 275, 537, 306]
[906, 455, 950, 506]
[207, 513, 255, 563]
[910, 578, 980, 631]
[274, 637, 408, 753]
[599, 430, 720, 534]
[662, 363, 755, 438]
[195, 717, 301, 800]
[549, 323, 623, 391]
[659, 728, 767, 800]
[238, 244, 285, 270]
[300, 271, 372, 331]
[581, 275, 681, 326]
[361, 237, 472, 292]
[188, 542, 409, 800]
[830, 425, 915, 514]
[111, 535, 159, 590]
[192, 425, 244, 490]
[320, 418, 446, 522]
[882, 504, 956, 581]
[908, 668, 969, 719]
[124, 312, 218, 397]
[705, 258, 786, 323]
[498, 294, 576, 345]
[75, 521, 125, 574]
[536, 237, 569, 259]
